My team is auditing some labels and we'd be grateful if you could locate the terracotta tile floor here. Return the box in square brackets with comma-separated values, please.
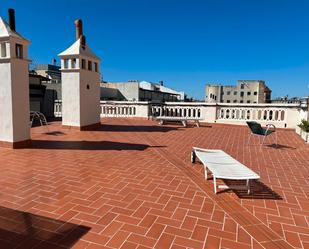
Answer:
[0, 118, 308, 249]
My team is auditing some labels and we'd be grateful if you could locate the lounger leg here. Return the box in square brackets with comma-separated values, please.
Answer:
[191, 150, 196, 163]
[246, 179, 250, 194]
[261, 134, 267, 146]
[196, 121, 200, 128]
[213, 177, 217, 194]
[204, 167, 208, 180]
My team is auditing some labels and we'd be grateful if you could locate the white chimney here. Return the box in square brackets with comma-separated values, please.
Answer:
[58, 19, 101, 130]
[0, 9, 31, 148]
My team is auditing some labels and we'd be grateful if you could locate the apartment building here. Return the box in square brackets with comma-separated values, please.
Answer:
[35, 61, 61, 84]
[101, 80, 186, 102]
[205, 80, 271, 103]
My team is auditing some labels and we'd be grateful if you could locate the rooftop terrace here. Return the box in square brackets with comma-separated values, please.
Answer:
[0, 118, 308, 249]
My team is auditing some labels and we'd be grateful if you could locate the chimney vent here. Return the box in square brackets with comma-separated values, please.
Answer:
[52, 58, 57, 66]
[8, 8, 16, 32]
[74, 19, 83, 40]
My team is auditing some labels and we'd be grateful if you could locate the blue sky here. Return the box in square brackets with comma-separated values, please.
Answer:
[1, 0, 309, 99]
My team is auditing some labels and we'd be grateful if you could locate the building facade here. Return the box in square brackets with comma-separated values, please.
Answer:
[35, 62, 61, 84]
[101, 80, 186, 102]
[32, 63, 62, 117]
[205, 80, 271, 104]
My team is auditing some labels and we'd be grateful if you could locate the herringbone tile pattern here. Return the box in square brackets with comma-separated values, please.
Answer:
[0, 118, 307, 248]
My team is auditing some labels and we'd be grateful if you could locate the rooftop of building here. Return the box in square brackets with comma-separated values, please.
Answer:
[0, 118, 308, 248]
[36, 64, 61, 71]
[237, 80, 266, 83]
[103, 80, 185, 96]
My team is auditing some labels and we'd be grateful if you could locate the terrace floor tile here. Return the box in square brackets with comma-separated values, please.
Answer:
[0, 118, 308, 248]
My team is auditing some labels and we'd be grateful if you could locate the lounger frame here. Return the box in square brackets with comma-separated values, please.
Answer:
[191, 147, 260, 194]
[155, 116, 201, 127]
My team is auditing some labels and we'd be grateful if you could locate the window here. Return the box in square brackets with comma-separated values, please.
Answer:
[88, 60, 92, 71]
[0, 43, 6, 57]
[227, 91, 231, 95]
[240, 92, 244, 97]
[71, 58, 76, 68]
[247, 91, 251, 95]
[81, 59, 86, 69]
[240, 100, 243, 103]
[214, 96, 217, 100]
[254, 91, 257, 95]
[247, 100, 251, 103]
[94, 62, 98, 72]
[222, 91, 224, 95]
[227, 100, 230, 103]
[15, 43, 23, 59]
[63, 59, 69, 69]
[240, 84, 244, 89]
[210, 93, 212, 99]
[233, 100, 237, 103]
[234, 91, 237, 95]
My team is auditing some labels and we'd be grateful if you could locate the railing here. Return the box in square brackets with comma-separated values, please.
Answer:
[150, 103, 202, 119]
[100, 102, 137, 117]
[54, 100, 62, 117]
[217, 107, 286, 122]
[54, 100, 305, 129]
[215, 103, 302, 128]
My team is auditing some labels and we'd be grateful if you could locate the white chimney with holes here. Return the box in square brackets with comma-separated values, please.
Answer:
[0, 9, 31, 148]
[58, 19, 101, 130]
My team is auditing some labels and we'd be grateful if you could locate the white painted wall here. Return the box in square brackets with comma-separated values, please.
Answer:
[11, 60, 30, 141]
[0, 57, 30, 142]
[61, 72, 81, 126]
[80, 69, 100, 126]
[0, 63, 13, 141]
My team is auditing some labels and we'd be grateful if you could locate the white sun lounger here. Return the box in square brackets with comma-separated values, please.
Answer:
[191, 147, 260, 194]
[155, 116, 201, 127]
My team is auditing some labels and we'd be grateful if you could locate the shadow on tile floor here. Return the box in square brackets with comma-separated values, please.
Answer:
[0, 206, 90, 249]
[265, 143, 296, 149]
[44, 131, 67, 136]
[222, 179, 282, 200]
[88, 124, 181, 133]
[30, 140, 164, 151]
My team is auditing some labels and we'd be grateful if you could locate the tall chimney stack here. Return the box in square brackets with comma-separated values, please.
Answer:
[74, 19, 83, 40]
[8, 8, 16, 32]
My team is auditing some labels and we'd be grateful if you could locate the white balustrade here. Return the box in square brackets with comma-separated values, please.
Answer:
[100, 103, 136, 117]
[151, 105, 202, 119]
[217, 107, 286, 122]
[54, 100, 62, 117]
[54, 100, 305, 129]
[215, 103, 301, 128]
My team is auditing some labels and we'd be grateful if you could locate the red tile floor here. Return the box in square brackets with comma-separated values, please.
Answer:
[0, 118, 308, 249]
